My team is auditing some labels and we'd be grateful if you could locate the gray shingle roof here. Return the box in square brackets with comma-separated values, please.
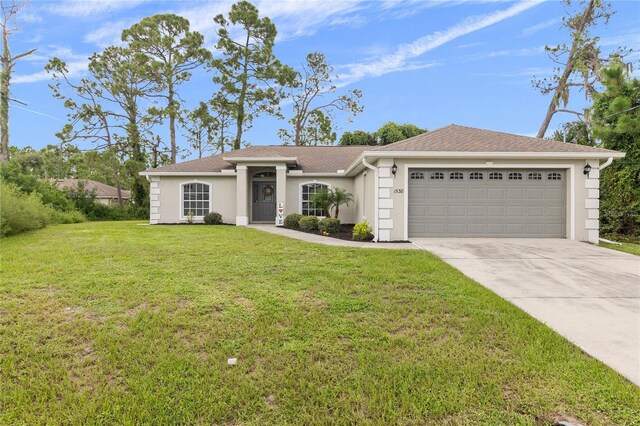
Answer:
[379, 124, 620, 153]
[144, 145, 373, 173]
[143, 125, 622, 174]
[53, 179, 131, 198]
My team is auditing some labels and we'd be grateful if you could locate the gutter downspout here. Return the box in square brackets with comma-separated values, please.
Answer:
[599, 156, 614, 171]
[362, 157, 378, 242]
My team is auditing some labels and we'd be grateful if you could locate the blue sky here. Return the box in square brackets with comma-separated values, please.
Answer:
[8, 0, 640, 158]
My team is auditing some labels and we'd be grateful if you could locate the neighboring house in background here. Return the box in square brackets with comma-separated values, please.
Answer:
[140, 125, 624, 243]
[53, 179, 131, 206]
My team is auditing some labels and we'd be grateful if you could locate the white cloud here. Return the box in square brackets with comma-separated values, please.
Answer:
[521, 18, 559, 36]
[13, 46, 90, 84]
[338, 0, 544, 85]
[47, 0, 147, 18]
[485, 46, 545, 58]
[13, 58, 88, 84]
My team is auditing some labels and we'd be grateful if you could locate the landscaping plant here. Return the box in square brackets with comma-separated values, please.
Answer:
[318, 217, 340, 234]
[283, 213, 303, 229]
[352, 220, 373, 240]
[298, 215, 319, 231]
[203, 212, 223, 225]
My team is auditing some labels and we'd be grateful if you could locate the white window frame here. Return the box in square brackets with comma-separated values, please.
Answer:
[299, 181, 331, 217]
[179, 180, 213, 221]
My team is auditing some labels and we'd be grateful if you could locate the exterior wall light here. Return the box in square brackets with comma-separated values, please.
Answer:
[583, 163, 592, 177]
[391, 162, 398, 177]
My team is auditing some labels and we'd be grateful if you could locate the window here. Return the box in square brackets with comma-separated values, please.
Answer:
[508, 172, 522, 180]
[410, 171, 424, 180]
[182, 183, 210, 217]
[489, 172, 503, 180]
[450, 172, 464, 180]
[548, 172, 562, 180]
[253, 171, 276, 178]
[430, 172, 444, 180]
[469, 172, 484, 180]
[528, 172, 542, 180]
[301, 183, 328, 216]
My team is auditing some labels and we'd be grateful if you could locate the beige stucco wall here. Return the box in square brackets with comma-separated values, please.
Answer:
[150, 157, 602, 242]
[155, 176, 237, 224]
[371, 157, 599, 242]
[285, 176, 359, 223]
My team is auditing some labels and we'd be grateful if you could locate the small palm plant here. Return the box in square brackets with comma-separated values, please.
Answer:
[310, 188, 331, 217]
[328, 187, 353, 219]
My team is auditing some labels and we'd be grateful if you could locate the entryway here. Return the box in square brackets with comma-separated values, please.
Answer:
[252, 181, 276, 222]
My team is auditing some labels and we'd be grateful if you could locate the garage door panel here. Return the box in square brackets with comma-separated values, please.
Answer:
[467, 188, 486, 199]
[448, 188, 466, 198]
[487, 188, 505, 199]
[408, 169, 566, 238]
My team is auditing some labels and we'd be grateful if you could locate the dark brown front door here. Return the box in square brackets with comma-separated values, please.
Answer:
[252, 181, 276, 222]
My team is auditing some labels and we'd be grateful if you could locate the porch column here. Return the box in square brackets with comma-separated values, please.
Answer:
[236, 165, 248, 226]
[276, 165, 287, 226]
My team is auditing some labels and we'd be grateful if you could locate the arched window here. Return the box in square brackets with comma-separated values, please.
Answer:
[489, 172, 503, 180]
[410, 171, 424, 180]
[182, 182, 210, 217]
[253, 171, 276, 179]
[528, 172, 542, 180]
[450, 172, 464, 180]
[547, 172, 562, 180]
[508, 172, 522, 180]
[430, 172, 444, 180]
[469, 172, 484, 180]
[301, 183, 329, 216]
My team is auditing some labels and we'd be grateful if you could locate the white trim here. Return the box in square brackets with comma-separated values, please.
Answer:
[362, 157, 378, 242]
[179, 180, 213, 222]
[288, 172, 346, 177]
[345, 150, 624, 175]
[223, 157, 297, 164]
[141, 171, 234, 176]
[299, 181, 332, 216]
[402, 163, 576, 241]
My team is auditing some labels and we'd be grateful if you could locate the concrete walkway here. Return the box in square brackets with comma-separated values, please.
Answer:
[412, 238, 640, 386]
[248, 225, 417, 250]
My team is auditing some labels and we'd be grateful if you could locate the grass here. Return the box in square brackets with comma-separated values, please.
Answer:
[599, 235, 640, 256]
[1, 222, 638, 425]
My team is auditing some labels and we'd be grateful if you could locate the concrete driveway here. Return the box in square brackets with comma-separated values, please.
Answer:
[411, 238, 640, 385]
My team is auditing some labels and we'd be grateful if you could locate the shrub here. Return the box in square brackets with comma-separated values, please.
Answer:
[283, 213, 303, 229]
[204, 212, 223, 225]
[352, 221, 373, 240]
[0, 180, 52, 237]
[298, 215, 319, 231]
[49, 208, 86, 224]
[319, 217, 341, 234]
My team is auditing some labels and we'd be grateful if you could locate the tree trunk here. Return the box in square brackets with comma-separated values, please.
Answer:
[0, 31, 10, 162]
[233, 34, 251, 151]
[536, 0, 597, 138]
[168, 81, 176, 163]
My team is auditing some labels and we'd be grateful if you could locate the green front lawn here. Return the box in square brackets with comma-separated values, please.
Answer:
[1, 222, 638, 424]
[600, 242, 640, 256]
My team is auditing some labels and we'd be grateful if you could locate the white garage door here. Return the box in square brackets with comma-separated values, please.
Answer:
[408, 169, 566, 237]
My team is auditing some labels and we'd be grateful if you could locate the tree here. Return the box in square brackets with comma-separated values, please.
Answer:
[212, 1, 296, 150]
[0, 0, 35, 162]
[551, 121, 593, 145]
[328, 187, 353, 219]
[339, 130, 376, 146]
[591, 62, 640, 236]
[279, 52, 362, 146]
[122, 14, 210, 164]
[47, 46, 158, 206]
[533, 0, 624, 138]
[310, 188, 331, 217]
[184, 102, 216, 159]
[374, 122, 427, 145]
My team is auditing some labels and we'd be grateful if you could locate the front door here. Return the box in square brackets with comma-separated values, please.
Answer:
[252, 181, 276, 222]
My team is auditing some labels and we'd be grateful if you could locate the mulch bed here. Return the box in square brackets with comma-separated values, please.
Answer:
[303, 223, 371, 241]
